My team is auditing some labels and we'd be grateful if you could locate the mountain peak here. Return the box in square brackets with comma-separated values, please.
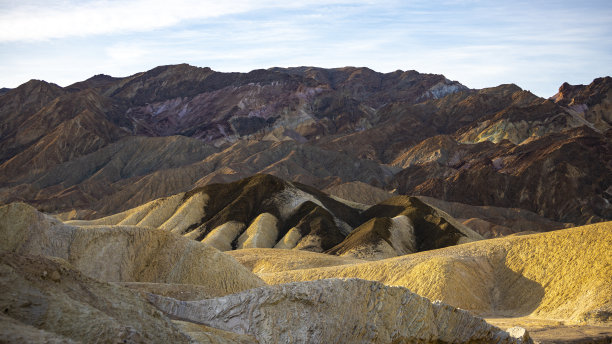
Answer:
[552, 76, 611, 102]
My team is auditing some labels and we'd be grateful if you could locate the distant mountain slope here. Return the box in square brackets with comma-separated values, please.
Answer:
[391, 127, 612, 223]
[324, 181, 393, 205]
[0, 138, 393, 216]
[0, 80, 66, 162]
[415, 196, 570, 237]
[0, 64, 610, 227]
[551, 76, 612, 131]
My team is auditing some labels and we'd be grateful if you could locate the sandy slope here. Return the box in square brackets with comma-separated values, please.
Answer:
[245, 223, 611, 323]
[0, 201, 535, 343]
[228, 247, 365, 274]
[0, 202, 264, 296]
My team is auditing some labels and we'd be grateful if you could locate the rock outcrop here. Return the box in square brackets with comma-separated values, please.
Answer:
[552, 76, 612, 131]
[148, 278, 532, 344]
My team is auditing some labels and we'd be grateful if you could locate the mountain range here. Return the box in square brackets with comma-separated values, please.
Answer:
[0, 64, 610, 230]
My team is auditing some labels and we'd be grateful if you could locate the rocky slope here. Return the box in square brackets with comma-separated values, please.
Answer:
[326, 195, 482, 259]
[390, 126, 611, 224]
[324, 180, 394, 205]
[0, 252, 194, 343]
[416, 196, 570, 238]
[0, 202, 265, 294]
[149, 278, 532, 344]
[551, 76, 612, 132]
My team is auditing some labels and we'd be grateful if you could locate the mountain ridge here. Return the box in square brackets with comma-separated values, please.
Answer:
[0, 64, 610, 229]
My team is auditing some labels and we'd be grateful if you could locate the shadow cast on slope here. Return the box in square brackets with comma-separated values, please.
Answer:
[488, 254, 546, 318]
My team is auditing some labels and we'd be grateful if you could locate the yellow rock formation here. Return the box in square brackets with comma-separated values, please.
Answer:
[237, 213, 279, 249]
[0, 202, 265, 296]
[242, 223, 611, 323]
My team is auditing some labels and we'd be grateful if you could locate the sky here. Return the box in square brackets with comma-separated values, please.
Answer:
[0, 0, 611, 97]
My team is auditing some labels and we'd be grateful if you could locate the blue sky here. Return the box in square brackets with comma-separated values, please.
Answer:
[0, 0, 611, 97]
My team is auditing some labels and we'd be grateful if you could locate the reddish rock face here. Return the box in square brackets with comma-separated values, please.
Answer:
[0, 63, 610, 229]
[551, 77, 612, 132]
[390, 127, 612, 224]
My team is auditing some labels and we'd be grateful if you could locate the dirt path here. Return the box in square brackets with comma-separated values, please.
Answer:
[486, 317, 612, 344]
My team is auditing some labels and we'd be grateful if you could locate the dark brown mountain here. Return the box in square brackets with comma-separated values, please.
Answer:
[0, 64, 610, 233]
[0, 80, 66, 162]
[326, 195, 482, 259]
[0, 137, 393, 216]
[315, 83, 540, 163]
[0, 89, 126, 184]
[390, 127, 612, 224]
[2, 64, 451, 215]
[108, 65, 466, 143]
[65, 74, 122, 93]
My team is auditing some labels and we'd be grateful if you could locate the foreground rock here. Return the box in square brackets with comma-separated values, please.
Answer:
[0, 252, 192, 343]
[486, 317, 612, 344]
[149, 278, 532, 344]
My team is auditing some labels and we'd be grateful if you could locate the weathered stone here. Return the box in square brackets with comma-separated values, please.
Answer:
[0, 252, 192, 343]
[148, 278, 533, 344]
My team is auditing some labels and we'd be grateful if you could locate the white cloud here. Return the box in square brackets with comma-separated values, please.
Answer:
[0, 0, 374, 42]
[0, 0, 251, 41]
[0, 0, 609, 97]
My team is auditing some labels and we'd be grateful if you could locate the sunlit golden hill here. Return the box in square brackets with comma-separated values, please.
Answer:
[234, 222, 611, 324]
